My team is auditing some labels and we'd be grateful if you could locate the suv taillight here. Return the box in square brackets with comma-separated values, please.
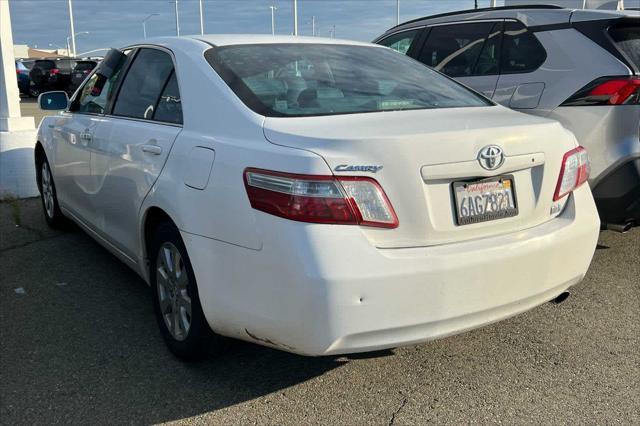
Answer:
[49, 68, 60, 76]
[561, 76, 640, 106]
[554, 147, 590, 201]
[244, 168, 398, 228]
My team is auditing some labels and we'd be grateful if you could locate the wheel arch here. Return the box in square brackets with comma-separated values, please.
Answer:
[141, 206, 179, 283]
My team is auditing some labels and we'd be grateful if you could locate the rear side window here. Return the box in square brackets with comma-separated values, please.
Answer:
[153, 71, 183, 124]
[418, 22, 495, 77]
[112, 48, 175, 120]
[609, 25, 640, 69]
[475, 22, 502, 76]
[378, 29, 421, 55]
[501, 22, 546, 74]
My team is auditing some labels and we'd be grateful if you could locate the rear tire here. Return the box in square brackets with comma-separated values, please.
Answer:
[38, 156, 65, 228]
[149, 222, 219, 360]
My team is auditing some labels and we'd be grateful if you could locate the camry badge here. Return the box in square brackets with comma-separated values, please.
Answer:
[334, 164, 383, 173]
[478, 145, 505, 171]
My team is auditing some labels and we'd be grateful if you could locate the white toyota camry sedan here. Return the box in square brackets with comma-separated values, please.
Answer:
[35, 35, 600, 359]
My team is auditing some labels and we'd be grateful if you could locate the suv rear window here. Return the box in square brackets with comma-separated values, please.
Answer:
[74, 61, 97, 71]
[205, 43, 490, 118]
[609, 25, 640, 69]
[35, 60, 56, 70]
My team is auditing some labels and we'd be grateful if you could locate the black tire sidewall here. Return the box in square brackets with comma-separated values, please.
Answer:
[149, 222, 213, 360]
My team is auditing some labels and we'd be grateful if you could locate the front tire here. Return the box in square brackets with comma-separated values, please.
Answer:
[150, 222, 218, 360]
[39, 157, 65, 228]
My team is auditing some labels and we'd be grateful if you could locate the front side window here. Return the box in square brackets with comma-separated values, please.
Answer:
[69, 68, 122, 114]
[112, 48, 175, 120]
[205, 43, 490, 118]
[418, 22, 494, 77]
[378, 29, 421, 55]
[501, 22, 546, 74]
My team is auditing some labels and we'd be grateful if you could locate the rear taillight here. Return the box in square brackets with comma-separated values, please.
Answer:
[244, 168, 398, 228]
[553, 147, 590, 201]
[49, 68, 60, 76]
[562, 76, 640, 106]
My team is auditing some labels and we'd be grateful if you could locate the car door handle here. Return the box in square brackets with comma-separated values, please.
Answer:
[141, 144, 162, 155]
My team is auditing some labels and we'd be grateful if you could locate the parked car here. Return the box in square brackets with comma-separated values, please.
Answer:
[28, 58, 77, 97]
[35, 36, 600, 360]
[67, 60, 98, 94]
[375, 5, 640, 231]
[15, 60, 30, 95]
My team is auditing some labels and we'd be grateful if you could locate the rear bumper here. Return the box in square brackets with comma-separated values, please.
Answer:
[592, 156, 640, 226]
[183, 185, 599, 356]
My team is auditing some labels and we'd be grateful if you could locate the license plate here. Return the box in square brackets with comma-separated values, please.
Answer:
[453, 176, 518, 225]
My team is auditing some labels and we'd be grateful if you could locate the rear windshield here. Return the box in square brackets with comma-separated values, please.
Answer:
[35, 60, 56, 70]
[609, 25, 640, 69]
[74, 61, 96, 71]
[205, 44, 491, 117]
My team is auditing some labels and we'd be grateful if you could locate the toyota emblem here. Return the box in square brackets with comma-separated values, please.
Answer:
[478, 145, 505, 171]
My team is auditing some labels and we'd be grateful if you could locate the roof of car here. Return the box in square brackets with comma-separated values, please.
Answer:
[376, 4, 637, 39]
[191, 34, 376, 47]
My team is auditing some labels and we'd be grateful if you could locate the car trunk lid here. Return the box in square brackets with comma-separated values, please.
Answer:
[263, 106, 577, 248]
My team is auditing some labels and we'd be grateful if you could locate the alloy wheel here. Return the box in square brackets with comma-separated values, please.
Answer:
[41, 162, 55, 219]
[156, 242, 192, 341]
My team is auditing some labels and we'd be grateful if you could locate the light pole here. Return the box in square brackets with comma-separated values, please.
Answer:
[48, 43, 66, 56]
[199, 0, 204, 35]
[396, 0, 400, 25]
[143, 13, 159, 39]
[174, 0, 180, 36]
[67, 0, 76, 59]
[67, 31, 88, 58]
[293, 0, 298, 36]
[305, 16, 316, 36]
[329, 24, 335, 39]
[269, 6, 277, 35]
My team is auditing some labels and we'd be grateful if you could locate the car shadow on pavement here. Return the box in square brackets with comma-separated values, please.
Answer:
[0, 200, 343, 424]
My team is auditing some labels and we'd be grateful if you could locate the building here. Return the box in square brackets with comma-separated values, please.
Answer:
[13, 44, 69, 59]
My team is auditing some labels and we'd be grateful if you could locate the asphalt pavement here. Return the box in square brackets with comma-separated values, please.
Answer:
[1, 197, 638, 425]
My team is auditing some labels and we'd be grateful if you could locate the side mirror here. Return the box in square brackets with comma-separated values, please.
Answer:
[38, 91, 69, 111]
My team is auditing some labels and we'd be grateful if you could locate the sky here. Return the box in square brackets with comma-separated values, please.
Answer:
[8, 0, 504, 55]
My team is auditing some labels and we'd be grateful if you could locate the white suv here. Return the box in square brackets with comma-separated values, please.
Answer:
[36, 36, 599, 359]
